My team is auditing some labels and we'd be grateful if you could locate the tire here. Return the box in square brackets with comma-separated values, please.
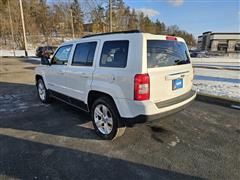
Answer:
[91, 97, 126, 140]
[37, 78, 51, 103]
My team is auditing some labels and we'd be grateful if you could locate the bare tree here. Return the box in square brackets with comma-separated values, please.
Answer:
[0, 0, 196, 49]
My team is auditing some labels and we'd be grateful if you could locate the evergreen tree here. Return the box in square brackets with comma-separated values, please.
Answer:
[0, 0, 197, 49]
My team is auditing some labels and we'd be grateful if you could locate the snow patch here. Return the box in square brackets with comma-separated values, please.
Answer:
[168, 136, 180, 147]
[0, 50, 35, 57]
[193, 68, 240, 100]
[192, 57, 240, 63]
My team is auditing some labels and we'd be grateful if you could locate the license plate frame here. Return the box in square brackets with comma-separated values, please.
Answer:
[172, 78, 183, 90]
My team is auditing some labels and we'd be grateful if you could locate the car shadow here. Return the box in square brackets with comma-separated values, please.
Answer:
[0, 134, 203, 180]
[24, 66, 36, 70]
[0, 81, 100, 140]
[0, 82, 205, 179]
[21, 57, 41, 65]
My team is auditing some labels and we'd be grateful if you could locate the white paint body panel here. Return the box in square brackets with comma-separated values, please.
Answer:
[35, 33, 195, 118]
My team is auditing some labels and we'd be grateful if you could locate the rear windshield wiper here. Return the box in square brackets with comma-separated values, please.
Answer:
[174, 59, 189, 65]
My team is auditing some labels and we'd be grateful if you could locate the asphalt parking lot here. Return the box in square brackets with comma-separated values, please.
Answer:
[0, 57, 239, 180]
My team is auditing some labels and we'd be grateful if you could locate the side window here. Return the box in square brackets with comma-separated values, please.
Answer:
[72, 42, 97, 66]
[100, 40, 129, 68]
[52, 45, 72, 65]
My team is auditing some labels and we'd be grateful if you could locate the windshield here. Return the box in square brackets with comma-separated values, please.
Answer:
[147, 40, 190, 68]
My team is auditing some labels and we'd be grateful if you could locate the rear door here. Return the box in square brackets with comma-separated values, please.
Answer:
[64, 41, 98, 102]
[146, 39, 193, 102]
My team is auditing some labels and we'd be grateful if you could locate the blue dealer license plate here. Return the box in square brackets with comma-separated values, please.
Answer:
[172, 79, 183, 90]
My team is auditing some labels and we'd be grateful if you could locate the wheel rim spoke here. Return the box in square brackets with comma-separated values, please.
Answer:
[95, 118, 103, 127]
[102, 105, 108, 116]
[104, 123, 110, 134]
[95, 107, 103, 117]
[107, 118, 113, 126]
[38, 82, 46, 100]
[94, 104, 113, 135]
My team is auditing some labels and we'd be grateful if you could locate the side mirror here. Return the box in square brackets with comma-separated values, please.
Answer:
[41, 57, 51, 66]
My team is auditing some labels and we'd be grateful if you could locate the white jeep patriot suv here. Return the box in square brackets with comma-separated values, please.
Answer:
[35, 30, 196, 140]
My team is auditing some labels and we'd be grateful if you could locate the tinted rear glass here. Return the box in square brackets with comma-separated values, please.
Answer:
[147, 40, 190, 68]
[72, 42, 97, 66]
[100, 40, 129, 68]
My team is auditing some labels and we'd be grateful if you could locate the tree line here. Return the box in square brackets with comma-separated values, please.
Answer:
[0, 0, 196, 49]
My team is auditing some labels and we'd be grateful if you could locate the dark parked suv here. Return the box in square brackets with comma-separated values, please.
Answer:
[36, 46, 57, 57]
[36, 46, 43, 57]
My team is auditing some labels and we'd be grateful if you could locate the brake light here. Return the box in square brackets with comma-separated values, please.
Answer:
[166, 36, 177, 41]
[134, 74, 150, 101]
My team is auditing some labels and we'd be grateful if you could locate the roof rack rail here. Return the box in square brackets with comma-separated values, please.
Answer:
[82, 30, 141, 38]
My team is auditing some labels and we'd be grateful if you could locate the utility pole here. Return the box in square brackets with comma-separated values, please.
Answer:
[109, 0, 112, 32]
[8, 0, 15, 56]
[19, 0, 28, 57]
[70, 9, 75, 39]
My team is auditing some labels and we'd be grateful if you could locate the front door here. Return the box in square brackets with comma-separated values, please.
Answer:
[45, 44, 73, 94]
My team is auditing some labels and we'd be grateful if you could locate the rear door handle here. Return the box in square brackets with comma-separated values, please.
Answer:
[166, 74, 185, 80]
[165, 72, 190, 80]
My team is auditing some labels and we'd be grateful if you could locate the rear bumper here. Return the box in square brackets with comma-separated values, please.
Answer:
[122, 90, 196, 126]
[155, 90, 196, 109]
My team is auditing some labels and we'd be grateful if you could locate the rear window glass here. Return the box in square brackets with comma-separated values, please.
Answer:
[72, 42, 97, 66]
[147, 40, 190, 68]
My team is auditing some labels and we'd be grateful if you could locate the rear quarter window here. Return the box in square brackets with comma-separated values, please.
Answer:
[147, 40, 190, 68]
[100, 40, 129, 68]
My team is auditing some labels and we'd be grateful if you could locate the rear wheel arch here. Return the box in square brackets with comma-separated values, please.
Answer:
[88, 91, 126, 139]
[87, 90, 118, 112]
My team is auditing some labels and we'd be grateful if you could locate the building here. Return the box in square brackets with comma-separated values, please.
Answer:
[197, 31, 240, 54]
[83, 23, 107, 33]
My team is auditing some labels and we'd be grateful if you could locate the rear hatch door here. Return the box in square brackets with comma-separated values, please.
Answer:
[147, 39, 193, 103]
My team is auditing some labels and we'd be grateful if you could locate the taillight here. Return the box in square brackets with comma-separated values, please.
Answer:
[134, 74, 150, 101]
[166, 36, 177, 41]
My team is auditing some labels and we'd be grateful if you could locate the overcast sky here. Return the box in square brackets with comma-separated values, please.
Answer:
[125, 0, 240, 37]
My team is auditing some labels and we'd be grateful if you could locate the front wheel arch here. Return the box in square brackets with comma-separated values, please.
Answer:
[36, 78, 51, 103]
[35, 74, 43, 85]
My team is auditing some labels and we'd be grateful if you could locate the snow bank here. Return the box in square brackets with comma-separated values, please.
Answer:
[0, 50, 35, 57]
[193, 82, 240, 100]
[192, 57, 240, 71]
[192, 57, 240, 63]
[193, 64, 240, 70]
[193, 68, 240, 100]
